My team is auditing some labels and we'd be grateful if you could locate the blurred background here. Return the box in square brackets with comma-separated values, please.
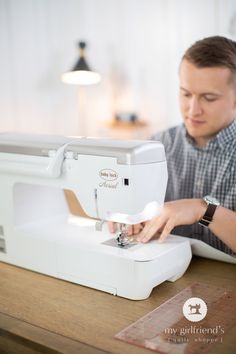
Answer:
[0, 0, 235, 139]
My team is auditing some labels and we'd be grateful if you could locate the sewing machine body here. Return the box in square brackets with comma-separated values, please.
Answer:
[0, 133, 192, 300]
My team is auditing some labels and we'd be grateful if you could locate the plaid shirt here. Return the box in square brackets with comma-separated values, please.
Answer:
[152, 120, 236, 255]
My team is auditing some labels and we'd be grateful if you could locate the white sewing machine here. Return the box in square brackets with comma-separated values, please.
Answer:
[0, 133, 192, 300]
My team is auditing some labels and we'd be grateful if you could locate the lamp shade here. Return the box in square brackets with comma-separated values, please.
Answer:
[61, 41, 101, 85]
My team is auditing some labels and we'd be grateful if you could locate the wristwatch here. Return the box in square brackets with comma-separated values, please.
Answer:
[199, 195, 220, 227]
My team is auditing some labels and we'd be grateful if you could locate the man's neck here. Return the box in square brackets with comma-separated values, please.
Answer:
[194, 136, 214, 147]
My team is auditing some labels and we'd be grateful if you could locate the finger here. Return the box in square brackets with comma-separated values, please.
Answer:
[137, 215, 167, 243]
[108, 222, 117, 233]
[140, 217, 165, 242]
[128, 225, 134, 236]
[140, 225, 161, 243]
[158, 220, 174, 243]
[136, 222, 152, 242]
[133, 223, 144, 235]
[127, 224, 142, 236]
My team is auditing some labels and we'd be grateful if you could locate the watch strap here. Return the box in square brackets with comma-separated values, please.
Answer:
[199, 203, 217, 227]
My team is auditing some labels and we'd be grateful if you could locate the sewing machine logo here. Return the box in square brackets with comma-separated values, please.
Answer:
[183, 297, 208, 322]
[99, 169, 119, 189]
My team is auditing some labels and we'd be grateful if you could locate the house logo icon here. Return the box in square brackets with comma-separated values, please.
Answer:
[183, 297, 207, 322]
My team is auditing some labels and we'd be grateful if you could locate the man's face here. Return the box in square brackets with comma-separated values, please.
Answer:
[179, 59, 236, 146]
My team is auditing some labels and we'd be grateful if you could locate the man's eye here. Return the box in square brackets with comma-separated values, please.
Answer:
[204, 96, 217, 102]
[182, 93, 191, 98]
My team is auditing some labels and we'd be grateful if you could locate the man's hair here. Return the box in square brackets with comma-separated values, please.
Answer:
[182, 36, 236, 84]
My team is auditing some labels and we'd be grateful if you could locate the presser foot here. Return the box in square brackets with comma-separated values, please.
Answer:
[116, 233, 130, 247]
[116, 223, 133, 247]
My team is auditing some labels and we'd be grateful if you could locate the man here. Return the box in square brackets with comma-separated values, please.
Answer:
[110, 36, 236, 255]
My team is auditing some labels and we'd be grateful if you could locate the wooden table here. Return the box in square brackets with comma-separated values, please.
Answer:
[0, 257, 235, 354]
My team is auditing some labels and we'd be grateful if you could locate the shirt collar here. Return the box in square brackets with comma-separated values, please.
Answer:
[215, 119, 236, 148]
[184, 119, 236, 151]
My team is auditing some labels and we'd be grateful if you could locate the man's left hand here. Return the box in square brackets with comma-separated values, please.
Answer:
[137, 199, 206, 243]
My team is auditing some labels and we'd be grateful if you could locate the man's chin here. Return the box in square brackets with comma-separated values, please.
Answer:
[185, 127, 202, 139]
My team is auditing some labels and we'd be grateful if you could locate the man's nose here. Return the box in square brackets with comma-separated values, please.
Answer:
[188, 97, 202, 116]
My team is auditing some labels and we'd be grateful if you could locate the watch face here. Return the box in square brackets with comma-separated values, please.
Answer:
[204, 195, 220, 206]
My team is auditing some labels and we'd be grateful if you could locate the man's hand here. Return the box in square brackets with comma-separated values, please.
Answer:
[137, 199, 206, 243]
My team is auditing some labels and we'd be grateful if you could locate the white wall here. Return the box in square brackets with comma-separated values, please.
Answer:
[0, 0, 235, 137]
